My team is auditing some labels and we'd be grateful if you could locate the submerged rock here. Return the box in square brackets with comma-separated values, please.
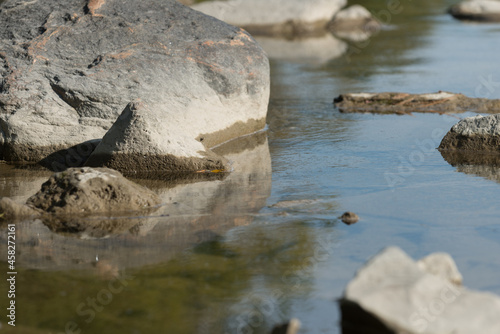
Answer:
[334, 91, 500, 115]
[450, 0, 500, 22]
[340, 247, 500, 334]
[27, 167, 160, 216]
[191, 0, 346, 37]
[328, 5, 381, 42]
[439, 114, 500, 153]
[0, 0, 269, 170]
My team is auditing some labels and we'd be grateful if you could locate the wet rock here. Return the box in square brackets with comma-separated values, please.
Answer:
[254, 35, 347, 64]
[271, 318, 301, 334]
[27, 167, 161, 216]
[339, 211, 359, 225]
[334, 91, 500, 115]
[191, 0, 346, 37]
[328, 5, 381, 42]
[0, 197, 38, 220]
[450, 0, 500, 22]
[0, 0, 269, 168]
[439, 114, 500, 153]
[340, 247, 500, 334]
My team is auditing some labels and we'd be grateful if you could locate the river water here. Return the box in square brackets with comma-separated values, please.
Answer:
[2, 1, 500, 333]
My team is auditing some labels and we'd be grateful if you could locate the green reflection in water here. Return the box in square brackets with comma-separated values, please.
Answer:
[0, 220, 330, 334]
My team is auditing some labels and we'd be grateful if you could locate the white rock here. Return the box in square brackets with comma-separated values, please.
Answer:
[254, 35, 347, 64]
[417, 252, 463, 286]
[451, 114, 500, 136]
[192, 0, 346, 30]
[342, 247, 500, 334]
[455, 0, 500, 14]
[333, 4, 373, 21]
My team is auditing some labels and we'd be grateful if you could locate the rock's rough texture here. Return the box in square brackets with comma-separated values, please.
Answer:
[450, 0, 500, 22]
[439, 114, 500, 152]
[191, 0, 347, 37]
[334, 91, 500, 115]
[328, 5, 381, 42]
[85, 101, 228, 172]
[0, 0, 269, 169]
[27, 167, 160, 215]
[341, 247, 500, 334]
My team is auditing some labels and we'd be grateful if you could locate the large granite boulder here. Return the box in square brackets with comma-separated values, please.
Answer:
[0, 0, 269, 172]
[450, 0, 500, 21]
[191, 0, 346, 37]
[439, 114, 500, 153]
[341, 247, 500, 334]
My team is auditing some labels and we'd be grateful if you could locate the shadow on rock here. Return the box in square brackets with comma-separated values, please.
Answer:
[0, 131, 272, 270]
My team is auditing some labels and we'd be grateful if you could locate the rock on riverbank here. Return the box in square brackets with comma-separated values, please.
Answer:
[0, 0, 269, 172]
[192, 0, 347, 36]
[450, 0, 500, 22]
[439, 114, 500, 153]
[341, 247, 500, 334]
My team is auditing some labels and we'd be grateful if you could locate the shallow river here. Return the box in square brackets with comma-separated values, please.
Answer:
[2, 0, 500, 333]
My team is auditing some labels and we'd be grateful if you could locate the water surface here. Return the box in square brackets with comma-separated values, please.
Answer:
[2, 1, 500, 333]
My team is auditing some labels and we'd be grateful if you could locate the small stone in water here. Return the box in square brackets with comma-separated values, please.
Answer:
[340, 212, 359, 225]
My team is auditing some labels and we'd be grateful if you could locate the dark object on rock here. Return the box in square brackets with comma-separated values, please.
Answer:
[340, 212, 359, 225]
[271, 318, 301, 334]
[27, 167, 161, 215]
[0, 0, 269, 171]
[449, 1, 500, 22]
[334, 92, 500, 115]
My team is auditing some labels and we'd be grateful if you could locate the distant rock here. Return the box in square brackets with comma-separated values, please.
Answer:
[192, 0, 346, 37]
[0, 0, 269, 170]
[328, 5, 381, 42]
[439, 114, 500, 153]
[27, 167, 161, 216]
[254, 35, 347, 64]
[450, 0, 500, 22]
[339, 211, 359, 225]
[340, 247, 500, 334]
[334, 91, 500, 115]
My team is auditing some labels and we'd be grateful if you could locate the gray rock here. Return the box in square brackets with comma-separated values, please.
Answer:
[439, 114, 500, 153]
[328, 5, 381, 42]
[191, 0, 346, 37]
[27, 167, 161, 215]
[85, 101, 229, 172]
[254, 35, 347, 64]
[450, 0, 500, 21]
[341, 246, 500, 334]
[0, 0, 269, 168]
